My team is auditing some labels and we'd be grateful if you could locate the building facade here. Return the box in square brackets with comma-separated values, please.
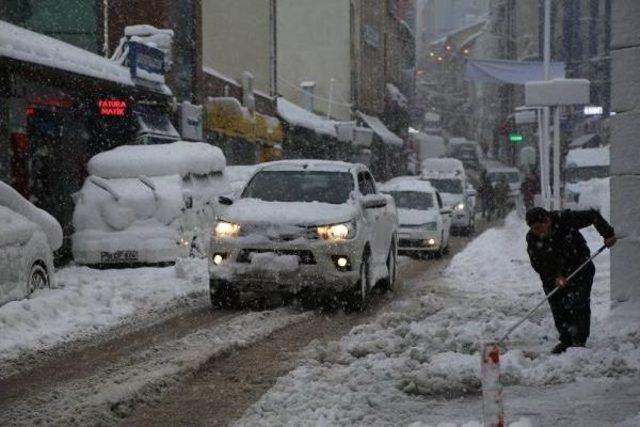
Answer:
[277, 0, 352, 121]
[610, 0, 640, 302]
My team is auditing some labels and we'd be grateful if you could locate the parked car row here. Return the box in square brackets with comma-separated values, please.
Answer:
[1, 140, 483, 310]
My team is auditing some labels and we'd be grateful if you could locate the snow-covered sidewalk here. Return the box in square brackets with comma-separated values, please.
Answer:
[0, 258, 208, 367]
[237, 213, 640, 426]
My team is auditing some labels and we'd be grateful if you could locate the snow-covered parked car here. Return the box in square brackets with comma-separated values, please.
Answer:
[563, 146, 610, 213]
[72, 141, 227, 266]
[209, 160, 398, 310]
[0, 181, 63, 306]
[422, 158, 476, 235]
[380, 179, 451, 258]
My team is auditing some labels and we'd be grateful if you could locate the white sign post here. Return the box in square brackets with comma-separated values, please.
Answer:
[525, 78, 590, 210]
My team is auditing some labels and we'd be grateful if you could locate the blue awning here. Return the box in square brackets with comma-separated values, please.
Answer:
[465, 59, 565, 85]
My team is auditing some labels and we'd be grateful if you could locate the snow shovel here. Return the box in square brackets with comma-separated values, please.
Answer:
[480, 244, 607, 427]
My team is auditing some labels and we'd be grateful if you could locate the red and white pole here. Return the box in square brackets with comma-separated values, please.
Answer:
[481, 343, 504, 427]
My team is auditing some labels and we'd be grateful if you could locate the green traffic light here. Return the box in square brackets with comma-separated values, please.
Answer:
[508, 133, 524, 143]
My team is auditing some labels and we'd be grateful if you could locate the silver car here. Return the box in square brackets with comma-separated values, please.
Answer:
[209, 160, 398, 310]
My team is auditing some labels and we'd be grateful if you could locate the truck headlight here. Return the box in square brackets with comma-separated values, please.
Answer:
[317, 221, 356, 240]
[214, 221, 241, 238]
[455, 203, 465, 211]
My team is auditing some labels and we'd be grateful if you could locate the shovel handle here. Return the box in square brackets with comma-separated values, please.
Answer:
[497, 245, 607, 345]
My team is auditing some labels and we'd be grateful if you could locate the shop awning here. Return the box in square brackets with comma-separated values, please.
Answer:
[465, 58, 565, 85]
[0, 20, 171, 95]
[357, 112, 403, 147]
[277, 98, 337, 138]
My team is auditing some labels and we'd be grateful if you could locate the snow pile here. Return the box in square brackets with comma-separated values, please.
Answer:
[88, 141, 226, 179]
[238, 213, 638, 426]
[566, 177, 610, 220]
[0, 259, 209, 367]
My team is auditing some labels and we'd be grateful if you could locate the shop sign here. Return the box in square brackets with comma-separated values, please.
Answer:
[128, 41, 165, 82]
[98, 99, 128, 117]
[205, 98, 283, 144]
[180, 101, 204, 141]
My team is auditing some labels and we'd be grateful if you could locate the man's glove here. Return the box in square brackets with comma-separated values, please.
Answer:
[555, 276, 568, 288]
[604, 236, 617, 248]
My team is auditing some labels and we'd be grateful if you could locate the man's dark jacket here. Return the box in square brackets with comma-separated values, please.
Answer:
[526, 209, 614, 286]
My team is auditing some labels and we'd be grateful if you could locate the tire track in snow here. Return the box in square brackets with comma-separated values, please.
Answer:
[0, 308, 312, 426]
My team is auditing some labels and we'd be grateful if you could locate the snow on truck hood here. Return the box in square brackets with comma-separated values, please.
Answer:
[88, 141, 226, 179]
[397, 208, 438, 226]
[222, 199, 358, 227]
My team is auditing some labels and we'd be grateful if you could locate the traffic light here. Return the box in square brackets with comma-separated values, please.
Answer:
[508, 133, 524, 143]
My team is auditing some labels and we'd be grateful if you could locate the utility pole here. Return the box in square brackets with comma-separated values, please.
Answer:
[541, 0, 552, 210]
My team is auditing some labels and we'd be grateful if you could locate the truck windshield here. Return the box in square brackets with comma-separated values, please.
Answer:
[242, 171, 354, 204]
[427, 179, 463, 194]
[386, 191, 434, 210]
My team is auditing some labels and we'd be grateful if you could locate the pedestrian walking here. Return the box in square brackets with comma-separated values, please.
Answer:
[525, 207, 617, 354]
[521, 173, 539, 211]
[478, 171, 495, 221]
[495, 175, 510, 218]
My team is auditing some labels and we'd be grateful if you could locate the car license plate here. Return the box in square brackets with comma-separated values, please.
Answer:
[100, 250, 139, 263]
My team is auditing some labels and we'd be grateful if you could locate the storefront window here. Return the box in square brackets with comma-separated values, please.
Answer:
[0, 0, 100, 53]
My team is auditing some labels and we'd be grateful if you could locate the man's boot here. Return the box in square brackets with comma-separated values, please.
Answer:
[551, 342, 570, 354]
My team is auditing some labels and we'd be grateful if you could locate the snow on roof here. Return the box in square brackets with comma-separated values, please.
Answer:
[422, 157, 465, 174]
[411, 132, 445, 144]
[0, 20, 133, 86]
[203, 66, 240, 86]
[380, 179, 435, 193]
[0, 180, 63, 249]
[277, 98, 337, 137]
[88, 141, 226, 179]
[566, 146, 610, 168]
[357, 112, 403, 147]
[257, 159, 355, 173]
[569, 133, 599, 149]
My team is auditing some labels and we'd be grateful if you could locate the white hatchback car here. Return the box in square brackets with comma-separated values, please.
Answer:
[422, 158, 476, 235]
[380, 179, 451, 258]
[0, 181, 63, 306]
[209, 160, 398, 310]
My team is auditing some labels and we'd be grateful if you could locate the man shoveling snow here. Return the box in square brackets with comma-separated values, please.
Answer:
[525, 207, 616, 354]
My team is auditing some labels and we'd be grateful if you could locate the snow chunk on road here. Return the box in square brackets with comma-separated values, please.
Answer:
[0, 259, 209, 369]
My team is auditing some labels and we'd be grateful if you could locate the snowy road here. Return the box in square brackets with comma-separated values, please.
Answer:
[0, 221, 488, 426]
[9, 215, 636, 427]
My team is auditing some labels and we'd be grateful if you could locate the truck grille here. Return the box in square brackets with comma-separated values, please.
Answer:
[237, 249, 316, 265]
